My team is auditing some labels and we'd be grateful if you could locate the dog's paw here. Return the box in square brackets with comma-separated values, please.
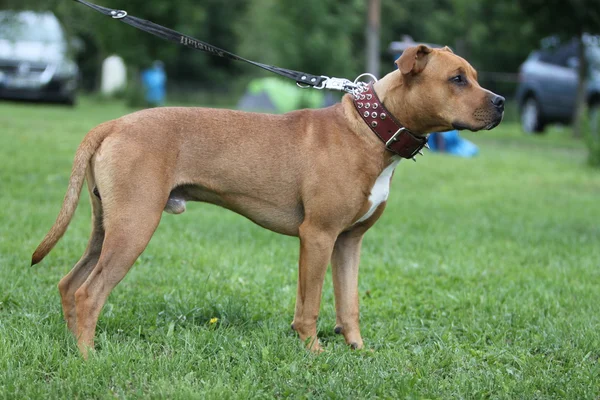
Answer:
[308, 340, 324, 354]
[350, 342, 362, 350]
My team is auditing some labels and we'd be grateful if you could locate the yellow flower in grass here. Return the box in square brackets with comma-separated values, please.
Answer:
[209, 317, 218, 324]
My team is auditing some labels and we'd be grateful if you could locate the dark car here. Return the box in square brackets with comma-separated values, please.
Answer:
[516, 35, 600, 134]
[0, 11, 79, 105]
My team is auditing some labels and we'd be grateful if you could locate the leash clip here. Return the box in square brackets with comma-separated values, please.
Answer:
[111, 10, 128, 19]
[349, 73, 378, 97]
[321, 76, 357, 92]
[353, 73, 378, 85]
[298, 76, 359, 93]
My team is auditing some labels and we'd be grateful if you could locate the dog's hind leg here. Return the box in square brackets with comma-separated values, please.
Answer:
[58, 173, 104, 336]
[73, 183, 166, 358]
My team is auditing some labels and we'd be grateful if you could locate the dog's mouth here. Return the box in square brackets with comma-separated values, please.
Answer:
[485, 113, 504, 130]
[452, 122, 470, 131]
[453, 113, 504, 132]
[484, 119, 500, 130]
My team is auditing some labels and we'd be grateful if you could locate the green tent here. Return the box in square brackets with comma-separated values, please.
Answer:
[237, 77, 334, 113]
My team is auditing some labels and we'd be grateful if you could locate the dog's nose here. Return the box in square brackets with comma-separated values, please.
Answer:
[492, 95, 505, 110]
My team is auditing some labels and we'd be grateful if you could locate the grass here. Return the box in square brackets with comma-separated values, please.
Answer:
[1, 98, 599, 399]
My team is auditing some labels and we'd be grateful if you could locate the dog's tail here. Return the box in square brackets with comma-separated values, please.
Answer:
[31, 121, 114, 266]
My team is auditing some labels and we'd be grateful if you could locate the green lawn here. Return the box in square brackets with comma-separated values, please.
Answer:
[1, 98, 599, 399]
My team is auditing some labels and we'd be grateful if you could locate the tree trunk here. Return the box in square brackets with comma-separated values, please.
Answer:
[366, 0, 380, 78]
[573, 33, 588, 138]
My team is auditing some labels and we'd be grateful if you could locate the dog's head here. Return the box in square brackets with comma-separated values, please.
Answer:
[384, 44, 504, 134]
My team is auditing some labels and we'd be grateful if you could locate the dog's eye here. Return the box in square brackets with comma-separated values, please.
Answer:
[450, 75, 466, 85]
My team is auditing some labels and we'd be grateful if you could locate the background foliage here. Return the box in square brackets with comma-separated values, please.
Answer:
[3, 0, 542, 92]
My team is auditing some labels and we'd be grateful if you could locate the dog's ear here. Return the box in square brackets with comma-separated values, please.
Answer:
[396, 44, 433, 75]
[441, 46, 454, 53]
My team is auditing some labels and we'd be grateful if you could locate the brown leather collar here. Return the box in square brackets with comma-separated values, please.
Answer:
[352, 83, 428, 159]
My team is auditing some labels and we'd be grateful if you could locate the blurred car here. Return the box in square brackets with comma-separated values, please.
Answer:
[0, 11, 79, 105]
[516, 35, 600, 134]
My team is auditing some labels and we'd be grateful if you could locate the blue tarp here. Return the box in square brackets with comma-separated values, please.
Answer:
[427, 130, 479, 157]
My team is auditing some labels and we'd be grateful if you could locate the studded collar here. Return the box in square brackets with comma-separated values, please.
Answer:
[352, 83, 428, 160]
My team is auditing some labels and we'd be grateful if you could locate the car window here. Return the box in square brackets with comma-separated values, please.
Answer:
[0, 11, 65, 43]
[539, 40, 578, 67]
[538, 50, 558, 65]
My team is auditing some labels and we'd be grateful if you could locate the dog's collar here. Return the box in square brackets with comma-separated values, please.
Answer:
[352, 83, 428, 160]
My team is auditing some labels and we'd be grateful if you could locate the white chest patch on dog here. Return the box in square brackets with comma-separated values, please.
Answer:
[356, 158, 401, 223]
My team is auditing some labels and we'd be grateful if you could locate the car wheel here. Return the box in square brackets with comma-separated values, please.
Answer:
[521, 97, 545, 134]
[59, 94, 76, 107]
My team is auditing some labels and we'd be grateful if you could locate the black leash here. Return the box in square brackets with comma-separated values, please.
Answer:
[73, 0, 355, 90]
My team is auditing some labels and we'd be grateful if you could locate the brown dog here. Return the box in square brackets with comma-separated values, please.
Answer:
[32, 45, 503, 357]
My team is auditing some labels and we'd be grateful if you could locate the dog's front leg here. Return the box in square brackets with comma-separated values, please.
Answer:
[331, 232, 364, 349]
[292, 223, 337, 352]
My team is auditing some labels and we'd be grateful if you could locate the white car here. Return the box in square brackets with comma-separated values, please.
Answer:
[0, 11, 79, 105]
